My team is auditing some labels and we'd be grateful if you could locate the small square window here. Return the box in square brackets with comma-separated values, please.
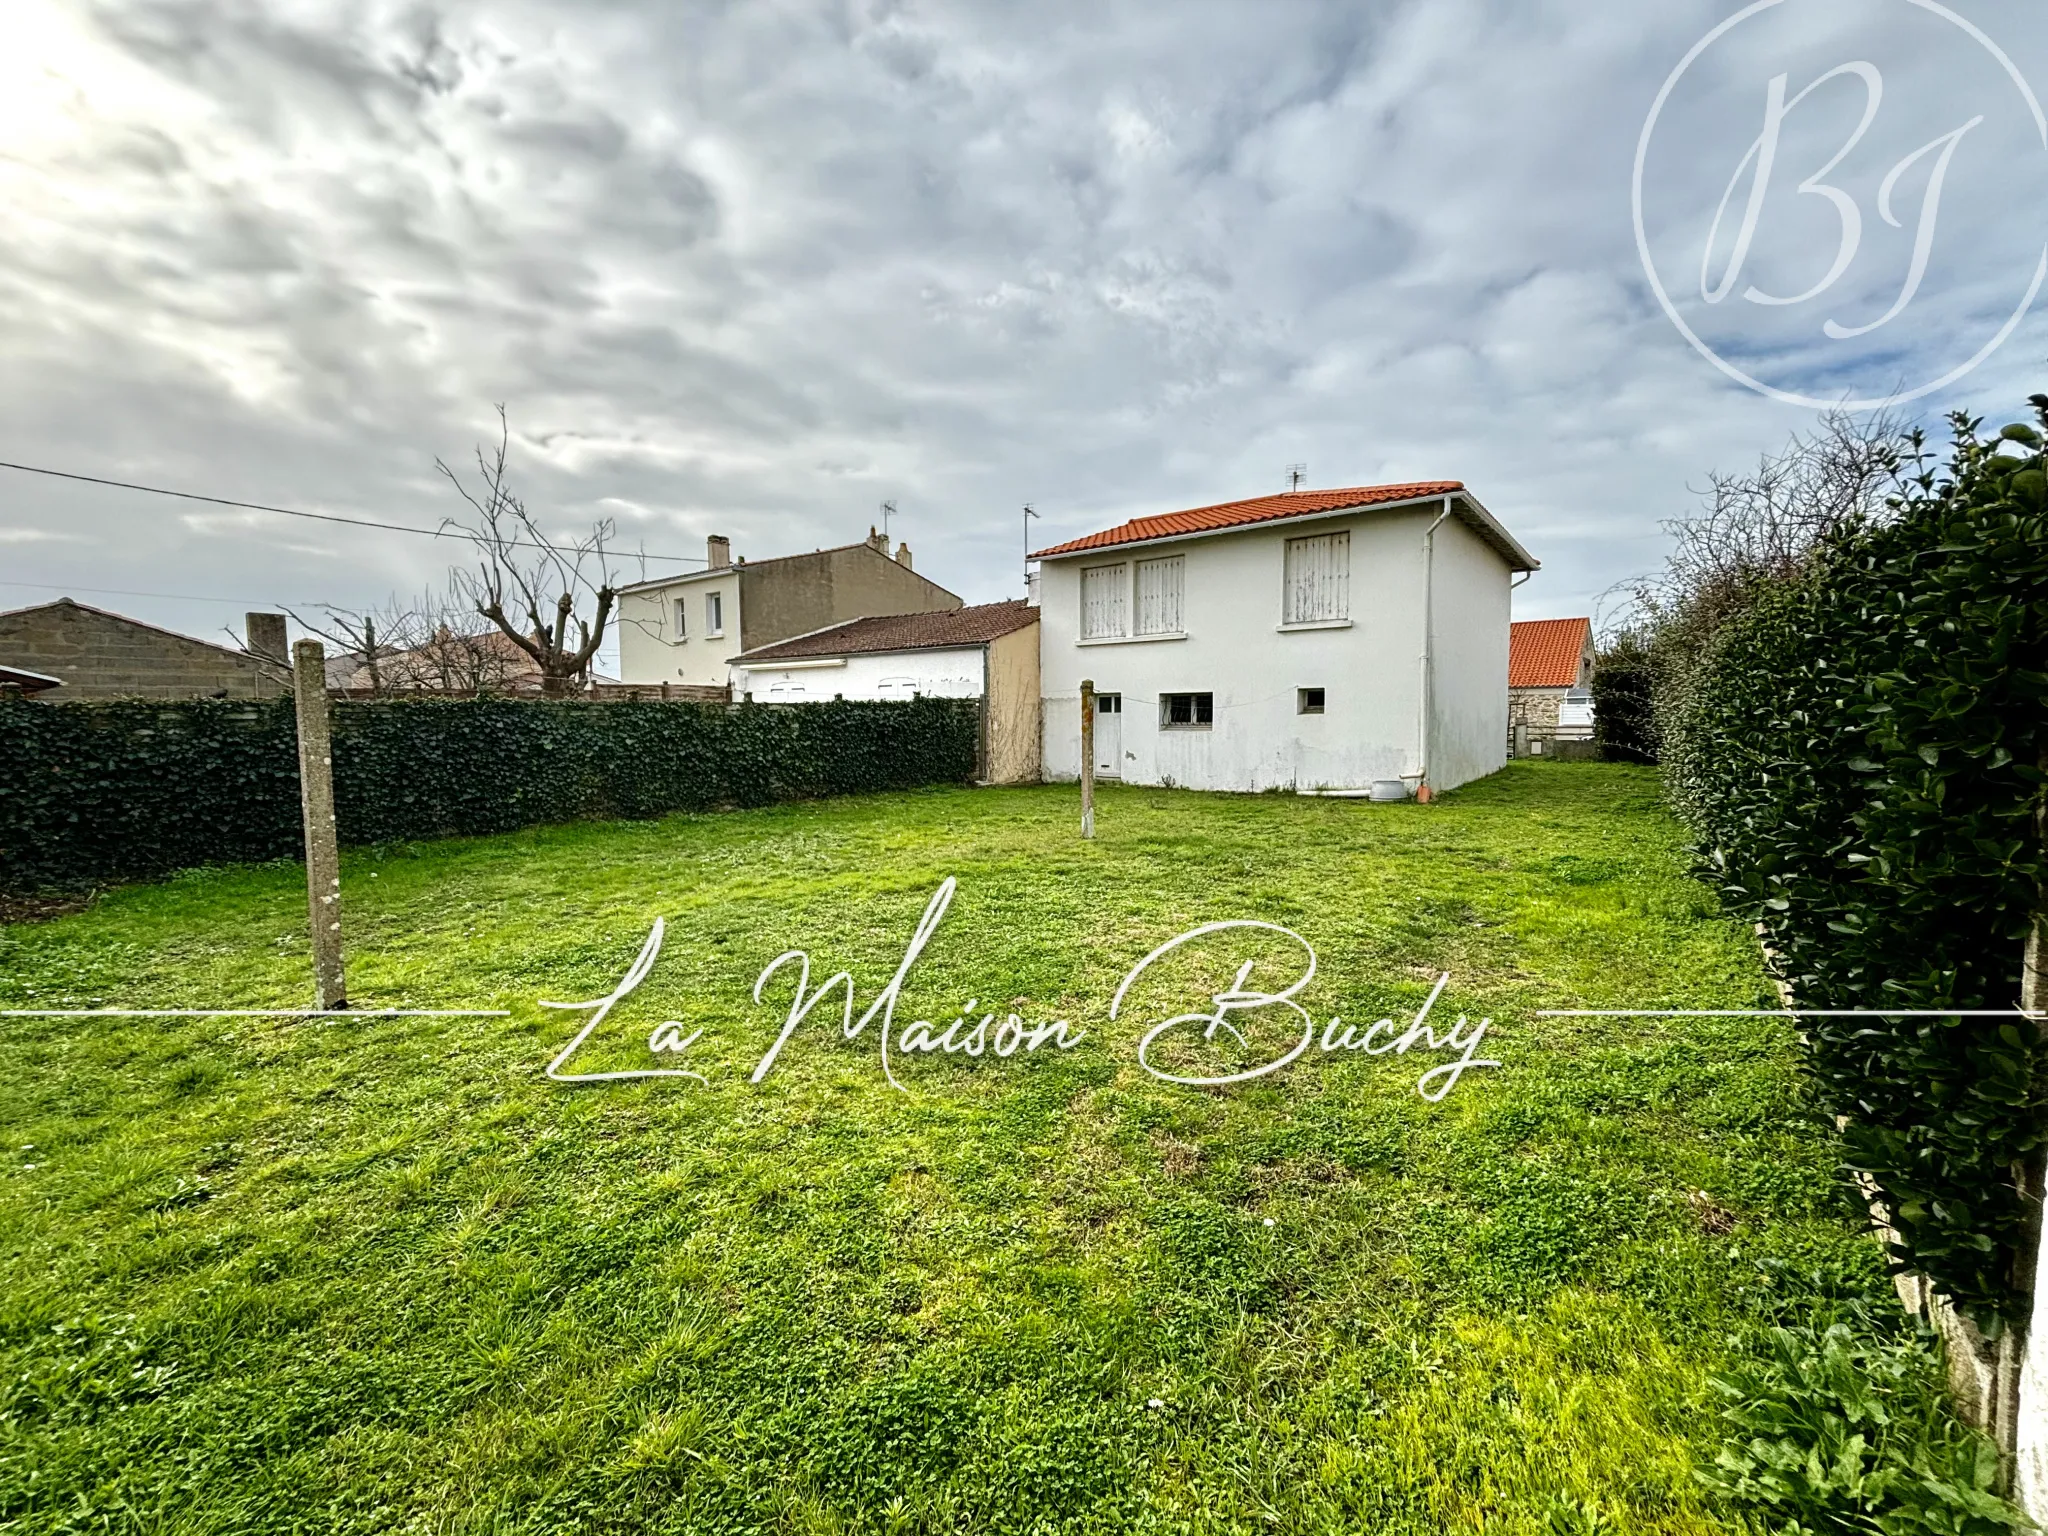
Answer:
[1160, 691, 1213, 728]
[1298, 687, 1325, 714]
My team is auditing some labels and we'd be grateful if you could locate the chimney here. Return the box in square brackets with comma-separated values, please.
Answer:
[245, 612, 288, 665]
[894, 542, 913, 571]
[867, 525, 889, 553]
[707, 534, 731, 569]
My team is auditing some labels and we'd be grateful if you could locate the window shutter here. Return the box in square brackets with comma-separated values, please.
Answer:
[1081, 564, 1128, 639]
[1134, 556, 1184, 635]
[1283, 532, 1350, 624]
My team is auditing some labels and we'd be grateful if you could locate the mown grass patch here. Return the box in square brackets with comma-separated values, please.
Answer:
[0, 763, 1904, 1533]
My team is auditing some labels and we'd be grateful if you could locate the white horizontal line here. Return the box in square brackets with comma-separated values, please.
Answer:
[0, 1009, 510, 1018]
[1536, 1009, 2030, 1018]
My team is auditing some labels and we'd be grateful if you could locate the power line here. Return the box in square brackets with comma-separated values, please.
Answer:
[0, 578, 312, 607]
[0, 459, 707, 564]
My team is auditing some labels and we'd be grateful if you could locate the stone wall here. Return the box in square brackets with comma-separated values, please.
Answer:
[0, 601, 285, 701]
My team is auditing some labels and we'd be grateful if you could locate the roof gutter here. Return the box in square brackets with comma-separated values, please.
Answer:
[1030, 489, 1539, 573]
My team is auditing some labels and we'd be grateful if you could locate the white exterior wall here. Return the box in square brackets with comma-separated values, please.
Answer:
[1038, 511, 1442, 793]
[618, 572, 741, 688]
[734, 646, 985, 702]
[1425, 514, 1511, 791]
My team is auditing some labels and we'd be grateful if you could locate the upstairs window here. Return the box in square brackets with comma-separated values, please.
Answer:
[1081, 564, 1128, 639]
[705, 591, 725, 637]
[1134, 555, 1184, 636]
[673, 598, 688, 640]
[1283, 531, 1350, 624]
[1160, 692, 1213, 728]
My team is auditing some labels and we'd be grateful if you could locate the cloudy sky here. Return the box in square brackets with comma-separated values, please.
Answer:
[2, 0, 2044, 665]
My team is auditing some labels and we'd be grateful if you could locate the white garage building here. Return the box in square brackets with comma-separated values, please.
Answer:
[1030, 482, 1538, 797]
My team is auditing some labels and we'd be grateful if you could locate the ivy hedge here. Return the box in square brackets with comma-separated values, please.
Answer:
[1662, 403, 2048, 1328]
[0, 695, 982, 894]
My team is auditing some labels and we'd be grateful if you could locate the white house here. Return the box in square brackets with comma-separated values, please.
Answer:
[729, 601, 1043, 785]
[615, 532, 962, 690]
[1030, 482, 1538, 797]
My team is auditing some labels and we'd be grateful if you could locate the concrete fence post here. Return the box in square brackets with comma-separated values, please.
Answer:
[1079, 680, 1095, 841]
[291, 639, 347, 1010]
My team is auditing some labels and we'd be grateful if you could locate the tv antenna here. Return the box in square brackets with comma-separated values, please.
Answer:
[1286, 463, 1308, 491]
[880, 500, 896, 541]
[1023, 503, 1041, 594]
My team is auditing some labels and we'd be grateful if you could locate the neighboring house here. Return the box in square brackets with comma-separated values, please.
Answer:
[615, 531, 963, 689]
[1031, 482, 1537, 796]
[730, 600, 1042, 784]
[343, 628, 541, 694]
[1507, 617, 1595, 755]
[0, 599, 289, 701]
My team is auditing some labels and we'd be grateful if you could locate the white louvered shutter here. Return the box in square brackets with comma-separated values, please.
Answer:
[1081, 564, 1128, 639]
[1134, 556, 1184, 635]
[1283, 532, 1350, 624]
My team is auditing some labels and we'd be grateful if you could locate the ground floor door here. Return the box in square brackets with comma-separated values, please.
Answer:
[1094, 693, 1122, 779]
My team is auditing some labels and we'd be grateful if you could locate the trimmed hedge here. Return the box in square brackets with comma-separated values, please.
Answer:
[0, 695, 982, 893]
[1662, 403, 2048, 1328]
[1591, 634, 1658, 764]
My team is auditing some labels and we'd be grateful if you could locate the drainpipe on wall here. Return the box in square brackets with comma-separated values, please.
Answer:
[1414, 497, 1453, 800]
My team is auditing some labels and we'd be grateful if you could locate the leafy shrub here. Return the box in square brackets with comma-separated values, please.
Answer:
[1700, 1320, 2016, 1534]
[1591, 633, 1658, 763]
[1662, 401, 2048, 1326]
[0, 695, 981, 893]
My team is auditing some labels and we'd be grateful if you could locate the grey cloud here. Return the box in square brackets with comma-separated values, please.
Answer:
[1, 0, 2043, 661]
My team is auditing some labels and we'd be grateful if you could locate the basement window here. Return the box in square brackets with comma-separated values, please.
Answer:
[1160, 692, 1213, 729]
[1298, 687, 1325, 714]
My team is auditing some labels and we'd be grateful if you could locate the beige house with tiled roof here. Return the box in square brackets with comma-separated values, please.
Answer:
[731, 600, 1042, 784]
[1507, 617, 1594, 756]
[614, 531, 963, 689]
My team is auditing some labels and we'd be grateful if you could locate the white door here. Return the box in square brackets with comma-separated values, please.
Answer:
[1094, 693, 1122, 779]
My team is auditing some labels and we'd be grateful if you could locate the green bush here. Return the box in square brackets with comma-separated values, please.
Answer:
[1663, 401, 2048, 1326]
[0, 695, 981, 893]
[1701, 1320, 2016, 1534]
[1591, 633, 1658, 763]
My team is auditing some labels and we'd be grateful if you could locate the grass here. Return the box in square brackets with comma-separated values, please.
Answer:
[0, 762, 1903, 1534]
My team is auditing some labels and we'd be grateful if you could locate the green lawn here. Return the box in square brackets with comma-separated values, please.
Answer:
[0, 763, 1892, 1534]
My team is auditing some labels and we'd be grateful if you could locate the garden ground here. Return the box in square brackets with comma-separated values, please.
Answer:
[0, 764, 1900, 1533]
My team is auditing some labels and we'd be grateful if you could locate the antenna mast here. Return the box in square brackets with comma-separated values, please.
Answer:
[1023, 503, 1041, 596]
[880, 500, 896, 542]
[1286, 463, 1308, 491]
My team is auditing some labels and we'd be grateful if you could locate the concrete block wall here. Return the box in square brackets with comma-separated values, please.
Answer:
[0, 601, 286, 701]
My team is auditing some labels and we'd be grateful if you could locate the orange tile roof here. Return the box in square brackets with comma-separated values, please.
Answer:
[1509, 617, 1591, 689]
[1029, 482, 1467, 559]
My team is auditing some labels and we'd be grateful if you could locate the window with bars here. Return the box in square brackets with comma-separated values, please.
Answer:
[1081, 563, 1128, 639]
[1134, 555, 1184, 636]
[1160, 692, 1213, 728]
[1282, 531, 1350, 624]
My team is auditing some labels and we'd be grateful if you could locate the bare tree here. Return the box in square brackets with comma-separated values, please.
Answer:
[287, 596, 425, 696]
[1606, 408, 1903, 650]
[440, 408, 620, 698]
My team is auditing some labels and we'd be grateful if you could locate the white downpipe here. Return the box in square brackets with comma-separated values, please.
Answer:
[1416, 497, 1453, 790]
